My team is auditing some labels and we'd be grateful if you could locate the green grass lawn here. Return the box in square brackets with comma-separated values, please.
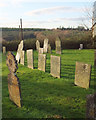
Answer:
[2, 49, 95, 119]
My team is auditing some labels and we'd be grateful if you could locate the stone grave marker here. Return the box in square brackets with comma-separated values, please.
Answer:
[86, 93, 96, 119]
[36, 40, 40, 51]
[75, 62, 91, 89]
[50, 55, 61, 78]
[16, 40, 24, 63]
[79, 44, 83, 50]
[43, 38, 48, 53]
[38, 48, 43, 54]
[55, 37, 61, 54]
[27, 49, 34, 69]
[38, 54, 46, 72]
[6, 51, 21, 107]
[3, 46, 6, 54]
[48, 44, 51, 53]
[94, 50, 96, 66]
[20, 50, 25, 65]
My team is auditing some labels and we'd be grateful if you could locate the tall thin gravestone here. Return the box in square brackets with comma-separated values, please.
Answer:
[43, 38, 48, 53]
[6, 52, 21, 107]
[27, 49, 34, 69]
[20, 50, 25, 65]
[75, 62, 91, 89]
[38, 54, 46, 72]
[3, 46, 6, 54]
[36, 40, 40, 52]
[50, 55, 61, 78]
[55, 37, 61, 54]
[48, 44, 51, 53]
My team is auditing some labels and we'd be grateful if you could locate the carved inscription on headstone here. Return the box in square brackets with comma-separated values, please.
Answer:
[20, 50, 25, 65]
[6, 52, 21, 107]
[43, 38, 48, 53]
[3, 46, 6, 54]
[50, 55, 61, 78]
[36, 40, 40, 51]
[38, 48, 43, 54]
[38, 54, 46, 72]
[55, 37, 61, 54]
[86, 93, 96, 119]
[75, 62, 91, 89]
[27, 49, 33, 69]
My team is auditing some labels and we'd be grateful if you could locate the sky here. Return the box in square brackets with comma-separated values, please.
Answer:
[0, 0, 95, 29]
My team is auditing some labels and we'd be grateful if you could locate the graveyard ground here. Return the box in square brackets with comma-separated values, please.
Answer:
[2, 49, 95, 119]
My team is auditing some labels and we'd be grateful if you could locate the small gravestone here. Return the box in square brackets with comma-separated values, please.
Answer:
[48, 44, 51, 53]
[94, 50, 96, 66]
[38, 54, 46, 72]
[43, 38, 48, 53]
[20, 50, 25, 65]
[6, 51, 21, 107]
[38, 48, 43, 54]
[86, 93, 96, 119]
[36, 40, 40, 51]
[75, 62, 91, 89]
[3, 46, 6, 54]
[79, 44, 83, 50]
[55, 37, 61, 54]
[50, 55, 61, 78]
[27, 49, 33, 69]
[16, 40, 24, 63]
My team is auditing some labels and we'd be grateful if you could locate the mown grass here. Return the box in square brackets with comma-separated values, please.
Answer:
[2, 49, 95, 119]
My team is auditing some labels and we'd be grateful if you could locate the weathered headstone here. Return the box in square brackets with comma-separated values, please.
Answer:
[38, 54, 46, 72]
[27, 49, 33, 69]
[86, 93, 96, 119]
[3, 46, 6, 54]
[6, 51, 21, 107]
[43, 38, 48, 53]
[20, 50, 25, 65]
[16, 40, 24, 63]
[50, 55, 61, 78]
[48, 44, 51, 53]
[55, 37, 61, 54]
[36, 40, 40, 51]
[94, 50, 96, 66]
[38, 48, 43, 54]
[75, 62, 91, 89]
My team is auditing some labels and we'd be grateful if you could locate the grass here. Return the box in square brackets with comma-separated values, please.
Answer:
[2, 49, 95, 119]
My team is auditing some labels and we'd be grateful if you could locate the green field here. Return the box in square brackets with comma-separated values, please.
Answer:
[2, 50, 95, 119]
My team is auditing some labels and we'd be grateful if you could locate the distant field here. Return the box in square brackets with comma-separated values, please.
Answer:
[2, 50, 95, 119]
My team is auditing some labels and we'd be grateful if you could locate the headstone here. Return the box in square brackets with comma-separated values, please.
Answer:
[27, 49, 33, 69]
[38, 54, 46, 72]
[50, 55, 61, 78]
[79, 44, 83, 50]
[20, 50, 25, 65]
[43, 38, 48, 53]
[55, 37, 61, 54]
[75, 62, 91, 89]
[36, 40, 40, 51]
[94, 50, 96, 66]
[86, 93, 96, 119]
[38, 48, 43, 54]
[3, 46, 6, 54]
[6, 51, 21, 107]
[16, 40, 24, 63]
[48, 44, 51, 53]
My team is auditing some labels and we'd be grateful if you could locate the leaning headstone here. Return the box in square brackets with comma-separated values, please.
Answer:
[48, 44, 51, 53]
[20, 50, 25, 65]
[38, 54, 46, 72]
[36, 40, 40, 51]
[75, 62, 91, 89]
[6, 51, 21, 107]
[55, 37, 61, 54]
[38, 48, 43, 54]
[27, 49, 34, 69]
[94, 50, 96, 66]
[86, 93, 96, 119]
[3, 46, 6, 54]
[16, 40, 24, 63]
[50, 55, 61, 78]
[43, 38, 48, 53]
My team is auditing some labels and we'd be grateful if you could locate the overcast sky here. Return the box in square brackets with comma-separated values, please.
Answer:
[0, 0, 95, 29]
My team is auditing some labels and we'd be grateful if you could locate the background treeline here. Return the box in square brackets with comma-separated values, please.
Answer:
[2, 27, 95, 51]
